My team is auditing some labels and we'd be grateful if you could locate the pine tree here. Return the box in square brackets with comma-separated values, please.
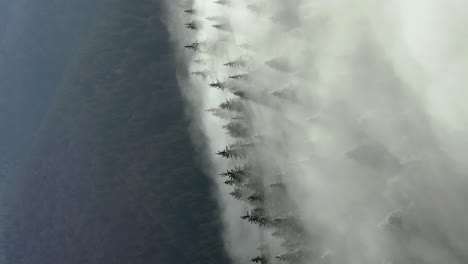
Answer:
[233, 90, 246, 99]
[206, 107, 234, 120]
[219, 99, 244, 113]
[223, 179, 236, 185]
[220, 165, 250, 183]
[191, 71, 208, 79]
[184, 41, 205, 51]
[210, 80, 225, 89]
[276, 249, 310, 263]
[229, 73, 249, 81]
[281, 240, 303, 251]
[273, 215, 304, 235]
[251, 255, 268, 264]
[223, 121, 249, 138]
[216, 145, 247, 159]
[269, 182, 287, 189]
[230, 188, 248, 200]
[225, 58, 247, 68]
[248, 192, 264, 202]
[184, 9, 196, 15]
[241, 212, 251, 220]
[185, 21, 199, 30]
[241, 209, 273, 227]
[243, 177, 262, 191]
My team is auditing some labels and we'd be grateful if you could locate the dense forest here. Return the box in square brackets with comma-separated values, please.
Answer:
[2, 0, 229, 263]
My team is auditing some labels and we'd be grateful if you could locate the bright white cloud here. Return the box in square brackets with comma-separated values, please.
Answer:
[164, 1, 468, 263]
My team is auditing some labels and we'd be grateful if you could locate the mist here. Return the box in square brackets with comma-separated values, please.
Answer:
[164, 0, 468, 264]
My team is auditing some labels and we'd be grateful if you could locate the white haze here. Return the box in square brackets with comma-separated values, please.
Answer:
[163, 0, 468, 263]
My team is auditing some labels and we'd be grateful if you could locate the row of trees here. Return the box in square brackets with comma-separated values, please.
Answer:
[181, 3, 311, 264]
[180, 1, 419, 263]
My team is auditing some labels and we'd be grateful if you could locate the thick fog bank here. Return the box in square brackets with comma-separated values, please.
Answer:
[165, 1, 468, 263]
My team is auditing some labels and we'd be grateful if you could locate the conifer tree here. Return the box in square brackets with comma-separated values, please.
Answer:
[184, 41, 205, 51]
[230, 188, 248, 200]
[224, 58, 247, 68]
[223, 121, 249, 138]
[229, 73, 250, 81]
[184, 9, 196, 15]
[251, 255, 268, 264]
[247, 192, 264, 202]
[219, 99, 244, 113]
[275, 249, 310, 263]
[206, 107, 234, 120]
[210, 80, 225, 89]
[220, 165, 249, 183]
[191, 70, 208, 79]
[185, 21, 199, 30]
[216, 145, 247, 159]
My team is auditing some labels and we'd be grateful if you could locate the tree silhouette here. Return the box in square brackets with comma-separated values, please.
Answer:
[210, 80, 225, 89]
[251, 255, 268, 264]
[216, 145, 245, 159]
[230, 188, 248, 200]
[219, 99, 244, 112]
[185, 21, 199, 30]
[184, 9, 196, 15]
[275, 249, 310, 263]
[247, 192, 264, 202]
[225, 58, 247, 68]
[233, 90, 246, 99]
[223, 121, 249, 138]
[220, 165, 249, 183]
[191, 71, 208, 79]
[184, 41, 205, 51]
[206, 107, 234, 120]
[241, 208, 273, 227]
[229, 73, 249, 81]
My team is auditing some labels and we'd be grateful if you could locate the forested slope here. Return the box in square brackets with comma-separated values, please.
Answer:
[4, 0, 228, 263]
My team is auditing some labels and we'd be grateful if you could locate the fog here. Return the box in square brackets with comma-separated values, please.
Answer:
[164, 1, 468, 263]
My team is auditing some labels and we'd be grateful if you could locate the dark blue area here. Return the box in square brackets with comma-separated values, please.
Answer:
[0, 0, 98, 171]
[1, 1, 229, 263]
